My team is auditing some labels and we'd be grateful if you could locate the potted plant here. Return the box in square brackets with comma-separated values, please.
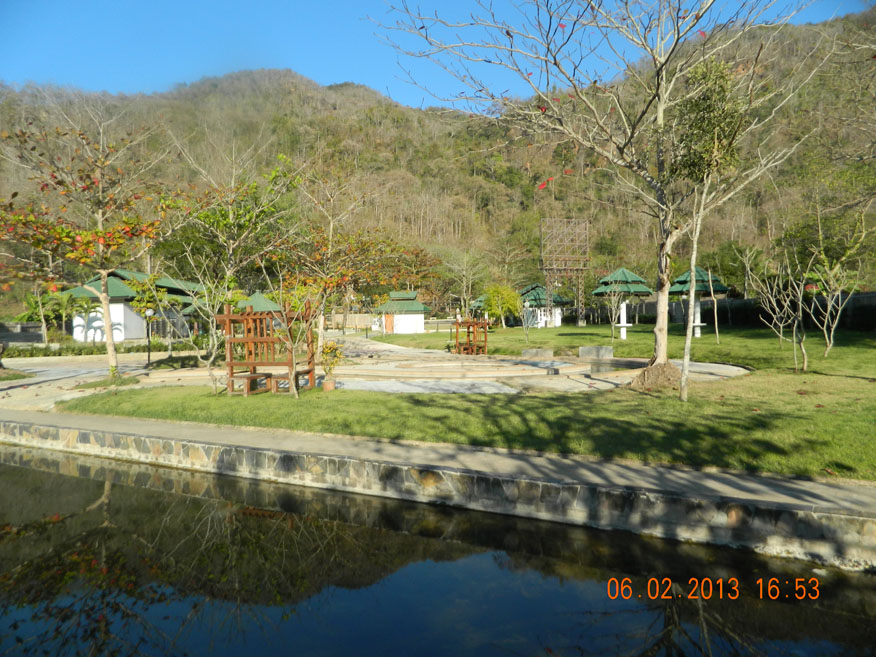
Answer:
[321, 341, 343, 391]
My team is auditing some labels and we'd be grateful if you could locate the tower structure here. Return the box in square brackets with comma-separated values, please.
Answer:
[539, 217, 589, 324]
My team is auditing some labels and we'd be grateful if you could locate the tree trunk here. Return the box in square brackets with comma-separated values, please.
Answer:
[316, 312, 326, 364]
[35, 292, 48, 344]
[99, 272, 120, 378]
[797, 316, 808, 372]
[342, 286, 351, 336]
[651, 258, 671, 366]
[651, 58, 670, 368]
[680, 192, 705, 402]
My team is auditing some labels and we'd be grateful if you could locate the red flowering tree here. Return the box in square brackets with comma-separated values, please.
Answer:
[0, 95, 166, 377]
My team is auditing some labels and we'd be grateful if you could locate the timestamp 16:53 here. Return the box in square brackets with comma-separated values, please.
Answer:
[606, 577, 820, 601]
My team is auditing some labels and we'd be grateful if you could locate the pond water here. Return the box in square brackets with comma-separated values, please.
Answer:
[1, 444, 874, 657]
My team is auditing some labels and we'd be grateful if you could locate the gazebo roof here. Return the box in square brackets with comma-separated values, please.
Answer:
[519, 284, 572, 308]
[592, 282, 653, 296]
[669, 267, 730, 294]
[592, 267, 653, 296]
[236, 292, 282, 312]
[599, 267, 648, 284]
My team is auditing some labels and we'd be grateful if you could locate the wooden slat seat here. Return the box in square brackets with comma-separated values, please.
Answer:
[228, 372, 272, 397]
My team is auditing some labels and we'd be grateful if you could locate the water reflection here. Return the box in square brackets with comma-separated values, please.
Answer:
[0, 445, 874, 656]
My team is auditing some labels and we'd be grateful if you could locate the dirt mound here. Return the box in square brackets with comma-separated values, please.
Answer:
[630, 361, 681, 390]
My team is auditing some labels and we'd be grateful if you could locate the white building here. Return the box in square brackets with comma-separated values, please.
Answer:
[68, 269, 198, 342]
[374, 291, 430, 334]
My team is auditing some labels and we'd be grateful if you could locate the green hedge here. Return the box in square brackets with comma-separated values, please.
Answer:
[2, 340, 186, 358]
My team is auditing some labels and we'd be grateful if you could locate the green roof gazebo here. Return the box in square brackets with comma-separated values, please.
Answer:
[518, 283, 573, 328]
[591, 268, 653, 340]
[236, 292, 283, 312]
[669, 267, 729, 338]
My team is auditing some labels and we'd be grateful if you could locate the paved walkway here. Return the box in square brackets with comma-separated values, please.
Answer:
[0, 338, 750, 408]
[2, 407, 875, 517]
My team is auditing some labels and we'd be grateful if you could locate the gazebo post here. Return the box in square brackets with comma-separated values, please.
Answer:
[693, 293, 704, 338]
[618, 300, 633, 340]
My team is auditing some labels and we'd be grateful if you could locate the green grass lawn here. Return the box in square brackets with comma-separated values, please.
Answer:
[374, 323, 876, 376]
[0, 369, 31, 382]
[56, 325, 876, 480]
[59, 353, 876, 481]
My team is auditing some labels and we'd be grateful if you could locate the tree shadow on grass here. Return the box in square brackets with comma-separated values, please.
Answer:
[806, 369, 876, 382]
[393, 390, 830, 478]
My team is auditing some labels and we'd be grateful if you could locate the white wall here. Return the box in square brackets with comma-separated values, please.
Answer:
[72, 302, 142, 342]
[123, 303, 146, 339]
[393, 313, 425, 334]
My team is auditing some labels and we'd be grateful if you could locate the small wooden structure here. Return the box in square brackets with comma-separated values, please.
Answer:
[454, 319, 488, 355]
[215, 303, 315, 396]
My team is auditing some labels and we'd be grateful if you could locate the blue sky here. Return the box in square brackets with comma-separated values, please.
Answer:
[0, 0, 866, 108]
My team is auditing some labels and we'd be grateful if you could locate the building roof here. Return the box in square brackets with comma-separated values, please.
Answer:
[389, 291, 418, 300]
[669, 267, 730, 294]
[67, 277, 136, 300]
[66, 269, 203, 301]
[592, 282, 653, 296]
[375, 291, 430, 314]
[592, 267, 653, 296]
[519, 284, 572, 308]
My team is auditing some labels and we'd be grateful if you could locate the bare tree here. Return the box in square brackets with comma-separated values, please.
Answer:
[750, 251, 814, 372]
[158, 130, 303, 391]
[296, 170, 374, 359]
[600, 289, 626, 341]
[438, 246, 489, 318]
[384, 0, 829, 386]
[1, 89, 170, 377]
[805, 199, 873, 357]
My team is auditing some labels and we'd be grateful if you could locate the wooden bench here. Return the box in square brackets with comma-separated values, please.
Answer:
[228, 371, 272, 396]
[270, 366, 314, 393]
[216, 303, 316, 397]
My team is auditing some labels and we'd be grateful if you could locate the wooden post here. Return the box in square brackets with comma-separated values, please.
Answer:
[305, 300, 315, 389]
[224, 304, 233, 395]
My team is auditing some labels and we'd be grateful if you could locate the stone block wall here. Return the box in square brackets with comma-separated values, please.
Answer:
[1, 418, 874, 570]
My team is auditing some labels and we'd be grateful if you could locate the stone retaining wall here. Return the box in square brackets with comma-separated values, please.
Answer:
[1, 418, 874, 570]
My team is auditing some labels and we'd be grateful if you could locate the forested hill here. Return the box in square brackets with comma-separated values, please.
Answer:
[0, 7, 874, 305]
